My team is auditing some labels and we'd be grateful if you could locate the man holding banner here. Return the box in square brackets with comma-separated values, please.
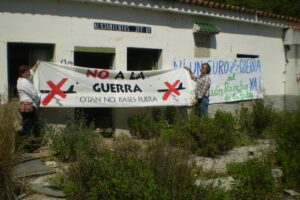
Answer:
[185, 63, 211, 116]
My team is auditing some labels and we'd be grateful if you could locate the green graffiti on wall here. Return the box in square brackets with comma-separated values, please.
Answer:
[210, 73, 252, 101]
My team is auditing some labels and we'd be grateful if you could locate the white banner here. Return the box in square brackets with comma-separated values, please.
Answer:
[33, 62, 195, 107]
[172, 58, 263, 104]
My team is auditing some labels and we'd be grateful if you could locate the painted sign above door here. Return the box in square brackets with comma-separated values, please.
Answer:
[94, 22, 151, 34]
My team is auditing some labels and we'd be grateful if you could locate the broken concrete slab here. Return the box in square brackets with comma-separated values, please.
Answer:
[192, 139, 274, 172]
[29, 184, 66, 198]
[13, 159, 56, 178]
[24, 193, 65, 200]
[195, 176, 234, 191]
[44, 161, 58, 168]
[284, 189, 300, 198]
[14, 156, 38, 165]
[28, 175, 55, 187]
[21, 149, 56, 160]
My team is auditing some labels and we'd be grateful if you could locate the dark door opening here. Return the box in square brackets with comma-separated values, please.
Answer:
[127, 48, 162, 71]
[7, 43, 54, 98]
[74, 52, 115, 68]
[74, 48, 115, 129]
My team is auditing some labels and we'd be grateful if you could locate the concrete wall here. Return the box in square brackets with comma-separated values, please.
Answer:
[0, 41, 8, 98]
[283, 29, 300, 110]
[0, 0, 295, 129]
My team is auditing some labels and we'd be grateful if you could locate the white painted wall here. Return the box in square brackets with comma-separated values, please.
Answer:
[0, 41, 8, 98]
[284, 45, 300, 96]
[284, 29, 300, 96]
[0, 0, 294, 127]
[208, 19, 286, 95]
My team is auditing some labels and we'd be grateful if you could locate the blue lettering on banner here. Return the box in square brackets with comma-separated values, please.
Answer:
[249, 77, 258, 91]
[173, 58, 261, 76]
[172, 58, 263, 104]
[239, 59, 261, 74]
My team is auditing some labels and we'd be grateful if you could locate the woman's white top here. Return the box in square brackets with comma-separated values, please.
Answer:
[17, 70, 39, 108]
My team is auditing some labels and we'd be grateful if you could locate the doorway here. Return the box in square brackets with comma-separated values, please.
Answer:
[7, 43, 54, 98]
[74, 47, 115, 128]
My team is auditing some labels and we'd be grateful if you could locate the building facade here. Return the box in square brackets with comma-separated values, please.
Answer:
[1, 0, 300, 130]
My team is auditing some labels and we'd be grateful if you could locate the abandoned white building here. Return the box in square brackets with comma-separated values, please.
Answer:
[0, 0, 300, 131]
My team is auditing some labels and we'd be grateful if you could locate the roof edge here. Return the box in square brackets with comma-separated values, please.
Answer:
[178, 0, 300, 24]
[68, 0, 300, 28]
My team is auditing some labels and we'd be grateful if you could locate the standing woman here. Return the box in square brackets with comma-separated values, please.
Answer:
[17, 61, 40, 135]
[185, 63, 211, 116]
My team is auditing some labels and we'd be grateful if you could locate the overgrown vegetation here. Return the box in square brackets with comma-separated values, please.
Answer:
[236, 100, 275, 137]
[64, 138, 162, 200]
[39, 100, 300, 198]
[46, 117, 98, 161]
[0, 100, 20, 200]
[227, 157, 275, 200]
[129, 108, 237, 156]
[274, 110, 300, 189]
[128, 111, 166, 139]
[185, 111, 236, 156]
[63, 137, 230, 200]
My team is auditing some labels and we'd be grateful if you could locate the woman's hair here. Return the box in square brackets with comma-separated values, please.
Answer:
[18, 65, 30, 77]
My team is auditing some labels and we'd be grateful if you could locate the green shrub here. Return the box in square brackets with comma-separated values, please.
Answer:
[145, 139, 199, 199]
[66, 153, 162, 200]
[146, 139, 229, 200]
[213, 111, 236, 150]
[160, 122, 192, 149]
[129, 109, 237, 156]
[0, 100, 20, 199]
[237, 100, 276, 137]
[236, 105, 252, 133]
[64, 135, 230, 200]
[128, 111, 166, 139]
[128, 107, 185, 139]
[199, 186, 231, 200]
[64, 137, 165, 200]
[185, 111, 236, 156]
[46, 117, 97, 161]
[227, 157, 275, 200]
[251, 100, 275, 136]
[48, 172, 68, 190]
[214, 110, 235, 131]
[164, 106, 184, 126]
[274, 110, 300, 188]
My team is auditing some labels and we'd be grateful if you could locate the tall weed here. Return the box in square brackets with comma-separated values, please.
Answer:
[227, 157, 275, 200]
[0, 100, 21, 199]
[46, 117, 98, 161]
[185, 111, 236, 156]
[274, 110, 300, 188]
[237, 100, 276, 137]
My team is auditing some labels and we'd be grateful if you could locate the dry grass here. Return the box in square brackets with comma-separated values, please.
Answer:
[0, 98, 21, 199]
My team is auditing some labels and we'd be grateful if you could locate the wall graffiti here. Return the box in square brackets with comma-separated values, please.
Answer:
[60, 59, 74, 65]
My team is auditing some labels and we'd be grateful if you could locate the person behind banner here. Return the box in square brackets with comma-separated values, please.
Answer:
[184, 63, 211, 117]
[17, 61, 41, 135]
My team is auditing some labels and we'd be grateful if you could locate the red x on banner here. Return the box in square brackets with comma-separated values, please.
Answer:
[42, 78, 68, 106]
[162, 80, 181, 101]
